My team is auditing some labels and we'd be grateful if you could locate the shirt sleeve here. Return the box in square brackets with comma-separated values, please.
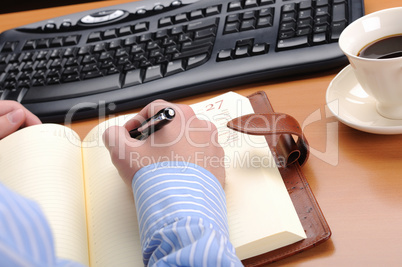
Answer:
[132, 161, 243, 267]
[0, 182, 84, 267]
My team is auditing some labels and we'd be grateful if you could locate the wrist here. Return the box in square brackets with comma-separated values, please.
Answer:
[131, 161, 229, 248]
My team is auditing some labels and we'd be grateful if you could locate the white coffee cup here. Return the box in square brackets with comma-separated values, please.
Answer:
[339, 7, 402, 120]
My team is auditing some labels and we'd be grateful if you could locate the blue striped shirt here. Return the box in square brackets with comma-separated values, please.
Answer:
[133, 162, 242, 266]
[0, 162, 243, 266]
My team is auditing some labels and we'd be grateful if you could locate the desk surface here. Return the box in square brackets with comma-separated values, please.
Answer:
[2, 0, 401, 266]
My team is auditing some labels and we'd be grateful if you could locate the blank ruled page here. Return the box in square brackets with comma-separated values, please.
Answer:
[82, 115, 143, 267]
[0, 124, 89, 265]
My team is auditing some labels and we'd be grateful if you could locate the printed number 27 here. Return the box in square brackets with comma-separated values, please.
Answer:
[205, 100, 223, 111]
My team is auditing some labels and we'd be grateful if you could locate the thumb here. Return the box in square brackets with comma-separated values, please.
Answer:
[0, 109, 25, 139]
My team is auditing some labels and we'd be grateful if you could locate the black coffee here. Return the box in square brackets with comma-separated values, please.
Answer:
[358, 35, 402, 59]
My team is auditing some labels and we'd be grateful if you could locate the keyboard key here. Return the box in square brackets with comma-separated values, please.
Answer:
[280, 21, 296, 31]
[194, 27, 216, 39]
[314, 24, 327, 33]
[190, 10, 204, 20]
[23, 74, 121, 103]
[234, 46, 249, 58]
[36, 39, 49, 49]
[228, 1, 242, 11]
[50, 37, 64, 47]
[175, 13, 188, 23]
[299, 0, 312, 9]
[187, 54, 208, 69]
[118, 26, 132, 36]
[240, 19, 256, 31]
[297, 27, 312, 36]
[227, 14, 240, 22]
[244, 0, 258, 8]
[316, 6, 330, 17]
[1, 41, 18, 52]
[298, 9, 313, 20]
[171, 25, 184, 35]
[224, 22, 240, 34]
[217, 49, 233, 61]
[103, 29, 118, 39]
[277, 36, 308, 50]
[144, 65, 163, 82]
[123, 69, 143, 86]
[187, 17, 218, 31]
[252, 43, 269, 55]
[316, 0, 329, 7]
[88, 32, 102, 42]
[257, 17, 273, 28]
[282, 3, 296, 13]
[2, 87, 28, 102]
[279, 30, 295, 39]
[313, 33, 327, 44]
[331, 21, 347, 41]
[243, 11, 256, 20]
[259, 7, 274, 17]
[23, 40, 36, 50]
[281, 12, 296, 22]
[165, 60, 184, 76]
[64, 35, 80, 46]
[181, 37, 214, 51]
[133, 22, 149, 33]
[82, 70, 103, 79]
[159, 16, 173, 27]
[332, 3, 347, 22]
[61, 73, 80, 83]
[297, 18, 313, 28]
[205, 6, 221, 16]
[172, 46, 211, 60]
[260, 0, 275, 5]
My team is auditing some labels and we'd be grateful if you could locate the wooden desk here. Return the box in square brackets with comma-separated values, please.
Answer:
[1, 0, 401, 266]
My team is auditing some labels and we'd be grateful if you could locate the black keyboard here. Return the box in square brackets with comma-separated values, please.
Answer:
[0, 0, 364, 122]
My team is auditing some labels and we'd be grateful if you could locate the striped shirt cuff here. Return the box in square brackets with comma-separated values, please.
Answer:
[132, 162, 230, 254]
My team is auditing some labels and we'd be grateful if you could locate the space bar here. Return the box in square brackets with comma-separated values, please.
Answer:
[22, 74, 121, 103]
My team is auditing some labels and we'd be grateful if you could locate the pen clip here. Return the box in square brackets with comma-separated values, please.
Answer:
[129, 107, 175, 140]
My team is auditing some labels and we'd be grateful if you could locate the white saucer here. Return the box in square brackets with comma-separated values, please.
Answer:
[326, 65, 402, 135]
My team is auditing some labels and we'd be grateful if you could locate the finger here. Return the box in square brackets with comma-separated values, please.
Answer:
[0, 109, 26, 139]
[0, 101, 41, 127]
[103, 126, 132, 171]
[22, 109, 42, 126]
[123, 99, 169, 132]
[103, 125, 130, 151]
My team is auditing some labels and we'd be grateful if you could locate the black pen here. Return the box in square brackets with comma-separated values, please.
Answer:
[129, 107, 175, 140]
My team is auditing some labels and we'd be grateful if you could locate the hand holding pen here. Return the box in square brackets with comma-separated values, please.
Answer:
[103, 100, 225, 189]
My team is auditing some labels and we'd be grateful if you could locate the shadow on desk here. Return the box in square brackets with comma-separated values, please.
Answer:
[269, 239, 335, 266]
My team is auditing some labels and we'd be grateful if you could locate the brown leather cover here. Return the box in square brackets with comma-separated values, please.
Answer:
[228, 91, 331, 266]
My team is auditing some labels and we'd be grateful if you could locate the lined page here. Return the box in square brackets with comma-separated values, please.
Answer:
[82, 115, 143, 267]
[0, 124, 89, 265]
[191, 92, 306, 260]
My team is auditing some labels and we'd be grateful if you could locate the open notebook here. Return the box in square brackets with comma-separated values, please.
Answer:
[0, 92, 306, 266]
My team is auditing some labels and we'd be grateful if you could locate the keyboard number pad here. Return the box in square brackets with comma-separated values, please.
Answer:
[224, 1, 275, 34]
[277, 0, 348, 50]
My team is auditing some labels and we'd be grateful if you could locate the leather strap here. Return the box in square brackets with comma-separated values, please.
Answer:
[227, 112, 309, 167]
